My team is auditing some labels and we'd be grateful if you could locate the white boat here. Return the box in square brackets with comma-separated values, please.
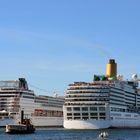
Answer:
[0, 78, 64, 127]
[63, 59, 140, 129]
[99, 132, 108, 138]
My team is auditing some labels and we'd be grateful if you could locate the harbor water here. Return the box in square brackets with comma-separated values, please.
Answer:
[1, 128, 140, 140]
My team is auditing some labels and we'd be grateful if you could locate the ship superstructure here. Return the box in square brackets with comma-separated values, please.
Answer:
[0, 78, 64, 127]
[63, 59, 140, 129]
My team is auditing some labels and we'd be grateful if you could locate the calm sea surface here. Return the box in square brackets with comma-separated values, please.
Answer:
[1, 128, 140, 140]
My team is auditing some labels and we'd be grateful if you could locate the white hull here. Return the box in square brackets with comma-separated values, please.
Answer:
[31, 116, 63, 127]
[64, 120, 110, 129]
[111, 119, 140, 128]
[0, 117, 63, 127]
[64, 118, 140, 129]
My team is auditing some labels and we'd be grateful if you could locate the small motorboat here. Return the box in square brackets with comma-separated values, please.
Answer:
[5, 110, 35, 134]
[99, 131, 108, 139]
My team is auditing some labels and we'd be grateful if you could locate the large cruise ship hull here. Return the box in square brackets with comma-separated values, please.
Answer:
[0, 117, 63, 127]
[111, 119, 140, 128]
[64, 118, 140, 129]
[64, 120, 110, 129]
[31, 117, 63, 127]
[64, 113, 140, 129]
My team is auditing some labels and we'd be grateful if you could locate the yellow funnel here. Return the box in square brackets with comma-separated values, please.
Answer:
[106, 59, 117, 78]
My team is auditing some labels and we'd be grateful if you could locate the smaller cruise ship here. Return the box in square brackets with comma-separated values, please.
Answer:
[63, 59, 140, 129]
[0, 78, 64, 127]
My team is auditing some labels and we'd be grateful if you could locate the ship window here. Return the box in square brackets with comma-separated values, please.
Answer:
[0, 113, 8, 116]
[90, 113, 97, 116]
[67, 117, 72, 120]
[99, 117, 105, 120]
[67, 107, 71, 111]
[73, 107, 80, 111]
[74, 117, 80, 120]
[9, 113, 16, 115]
[90, 107, 97, 111]
[99, 113, 106, 116]
[4, 116, 9, 119]
[10, 116, 14, 119]
[82, 107, 88, 111]
[111, 113, 121, 116]
[67, 113, 72, 116]
[125, 114, 131, 117]
[82, 117, 88, 120]
[99, 107, 105, 111]
[74, 113, 80, 116]
[111, 107, 115, 111]
[82, 113, 88, 116]
[111, 107, 126, 112]
[22, 95, 34, 99]
[90, 117, 98, 120]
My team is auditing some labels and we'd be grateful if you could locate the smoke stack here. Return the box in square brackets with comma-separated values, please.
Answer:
[21, 110, 24, 124]
[106, 59, 117, 79]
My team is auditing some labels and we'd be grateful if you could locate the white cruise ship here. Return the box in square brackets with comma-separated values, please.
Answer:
[0, 78, 64, 127]
[63, 59, 140, 129]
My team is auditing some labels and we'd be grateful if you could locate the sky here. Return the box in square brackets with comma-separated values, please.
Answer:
[0, 0, 140, 96]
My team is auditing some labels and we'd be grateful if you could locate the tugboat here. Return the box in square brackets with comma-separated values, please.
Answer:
[5, 110, 35, 134]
